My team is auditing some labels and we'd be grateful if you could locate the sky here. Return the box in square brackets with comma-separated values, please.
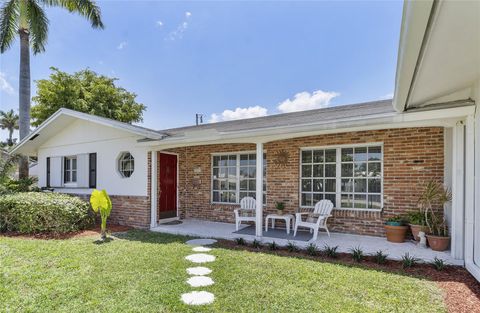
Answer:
[0, 0, 403, 141]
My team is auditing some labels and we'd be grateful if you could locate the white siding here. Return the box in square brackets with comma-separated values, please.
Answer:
[37, 119, 149, 196]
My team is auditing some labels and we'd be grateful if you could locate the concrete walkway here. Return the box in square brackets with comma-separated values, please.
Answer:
[151, 219, 463, 266]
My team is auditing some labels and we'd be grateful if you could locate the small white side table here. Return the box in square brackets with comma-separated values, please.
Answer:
[265, 214, 295, 234]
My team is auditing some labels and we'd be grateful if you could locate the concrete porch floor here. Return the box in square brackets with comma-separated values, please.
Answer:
[151, 219, 463, 266]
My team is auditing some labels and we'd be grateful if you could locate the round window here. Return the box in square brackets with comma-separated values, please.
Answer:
[118, 152, 134, 178]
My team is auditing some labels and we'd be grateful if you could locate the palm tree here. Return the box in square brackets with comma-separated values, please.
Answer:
[0, 109, 19, 146]
[0, 0, 103, 178]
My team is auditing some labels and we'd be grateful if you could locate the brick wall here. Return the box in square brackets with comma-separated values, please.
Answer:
[167, 127, 444, 236]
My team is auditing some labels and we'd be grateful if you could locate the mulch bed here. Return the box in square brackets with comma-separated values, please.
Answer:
[0, 224, 132, 240]
[216, 239, 480, 313]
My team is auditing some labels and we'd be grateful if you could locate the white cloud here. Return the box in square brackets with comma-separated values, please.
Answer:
[117, 41, 127, 50]
[166, 12, 192, 41]
[277, 89, 339, 113]
[381, 92, 394, 99]
[0, 72, 14, 95]
[209, 106, 268, 123]
[156, 20, 164, 27]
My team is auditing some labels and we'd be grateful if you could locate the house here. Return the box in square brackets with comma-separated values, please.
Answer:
[10, 0, 480, 280]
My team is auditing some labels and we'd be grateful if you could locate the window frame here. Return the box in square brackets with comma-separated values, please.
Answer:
[299, 142, 384, 212]
[211, 151, 266, 205]
[63, 156, 78, 185]
[117, 152, 135, 178]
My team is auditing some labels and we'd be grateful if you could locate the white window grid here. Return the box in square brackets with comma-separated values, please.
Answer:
[300, 143, 383, 211]
[211, 153, 266, 204]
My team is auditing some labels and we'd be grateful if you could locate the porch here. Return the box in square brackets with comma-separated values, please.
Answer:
[151, 219, 463, 265]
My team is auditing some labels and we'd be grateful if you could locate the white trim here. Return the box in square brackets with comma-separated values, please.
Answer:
[210, 151, 266, 205]
[393, 0, 435, 111]
[116, 151, 135, 179]
[157, 216, 180, 224]
[255, 142, 264, 238]
[464, 115, 475, 262]
[300, 142, 384, 151]
[139, 106, 474, 150]
[451, 121, 465, 259]
[211, 150, 257, 156]
[150, 151, 158, 228]
[11, 108, 165, 155]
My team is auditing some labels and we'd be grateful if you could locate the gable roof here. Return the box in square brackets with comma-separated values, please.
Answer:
[161, 99, 395, 137]
[11, 108, 167, 155]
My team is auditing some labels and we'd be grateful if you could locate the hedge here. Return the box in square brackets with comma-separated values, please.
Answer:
[0, 192, 95, 234]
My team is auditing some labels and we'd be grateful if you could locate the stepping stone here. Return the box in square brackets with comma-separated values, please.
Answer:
[185, 239, 217, 246]
[187, 266, 212, 276]
[185, 254, 216, 263]
[187, 276, 214, 287]
[192, 246, 212, 252]
[181, 291, 215, 305]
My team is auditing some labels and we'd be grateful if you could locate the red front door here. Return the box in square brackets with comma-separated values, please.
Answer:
[158, 152, 177, 219]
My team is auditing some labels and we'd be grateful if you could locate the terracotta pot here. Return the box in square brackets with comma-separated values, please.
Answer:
[276, 210, 284, 215]
[385, 225, 408, 243]
[427, 235, 450, 251]
[409, 224, 428, 241]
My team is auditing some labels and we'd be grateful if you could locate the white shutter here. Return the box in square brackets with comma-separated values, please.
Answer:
[50, 156, 63, 187]
[76, 153, 89, 188]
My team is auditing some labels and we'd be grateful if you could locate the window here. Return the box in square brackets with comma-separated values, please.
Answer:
[300, 145, 383, 210]
[301, 149, 337, 207]
[118, 152, 134, 178]
[64, 156, 77, 183]
[212, 153, 266, 204]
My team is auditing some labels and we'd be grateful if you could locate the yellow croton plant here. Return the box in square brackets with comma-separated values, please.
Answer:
[90, 189, 112, 239]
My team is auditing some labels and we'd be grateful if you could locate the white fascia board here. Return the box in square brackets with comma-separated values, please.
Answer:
[58, 109, 165, 139]
[138, 105, 474, 149]
[393, 0, 435, 112]
[11, 108, 164, 155]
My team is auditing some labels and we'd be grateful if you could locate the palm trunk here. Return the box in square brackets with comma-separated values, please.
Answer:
[8, 128, 13, 146]
[18, 29, 31, 179]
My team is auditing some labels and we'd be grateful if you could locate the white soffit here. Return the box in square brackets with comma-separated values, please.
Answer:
[396, 0, 480, 111]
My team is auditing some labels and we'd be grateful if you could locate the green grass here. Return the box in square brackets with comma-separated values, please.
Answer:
[0, 230, 445, 312]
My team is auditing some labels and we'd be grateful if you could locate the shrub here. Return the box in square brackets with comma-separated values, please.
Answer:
[431, 257, 446, 271]
[350, 246, 364, 262]
[235, 237, 246, 245]
[374, 250, 388, 264]
[402, 253, 419, 268]
[268, 241, 278, 251]
[306, 243, 317, 256]
[323, 245, 338, 258]
[287, 241, 299, 252]
[0, 192, 94, 234]
[252, 239, 261, 249]
[4, 177, 40, 193]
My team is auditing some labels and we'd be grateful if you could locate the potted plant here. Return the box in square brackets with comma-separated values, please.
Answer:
[407, 211, 428, 241]
[418, 180, 452, 251]
[384, 215, 408, 243]
[275, 202, 285, 215]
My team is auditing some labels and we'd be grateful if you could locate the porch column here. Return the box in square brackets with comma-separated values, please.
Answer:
[150, 151, 158, 229]
[255, 142, 264, 238]
[451, 121, 465, 259]
[464, 115, 475, 264]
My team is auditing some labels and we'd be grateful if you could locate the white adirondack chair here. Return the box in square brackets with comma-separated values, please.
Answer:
[234, 197, 256, 231]
[294, 199, 334, 241]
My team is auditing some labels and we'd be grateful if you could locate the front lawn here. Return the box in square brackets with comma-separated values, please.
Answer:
[0, 230, 445, 312]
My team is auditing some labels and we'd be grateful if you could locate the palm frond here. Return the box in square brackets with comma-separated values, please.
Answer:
[42, 0, 104, 29]
[0, 0, 19, 53]
[26, 0, 49, 54]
